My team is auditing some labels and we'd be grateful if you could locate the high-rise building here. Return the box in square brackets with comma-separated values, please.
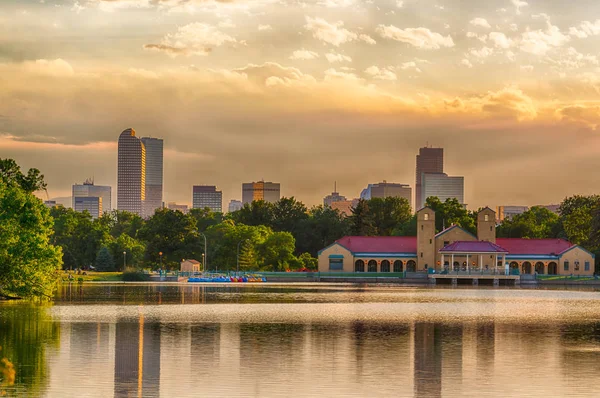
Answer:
[330, 199, 360, 217]
[140, 137, 163, 218]
[43, 200, 57, 208]
[421, 172, 464, 206]
[167, 202, 189, 214]
[228, 199, 243, 213]
[72, 178, 112, 212]
[324, 182, 346, 207]
[496, 206, 528, 222]
[360, 181, 412, 204]
[416, 147, 444, 209]
[242, 181, 280, 204]
[192, 185, 223, 212]
[117, 128, 145, 216]
[74, 196, 102, 219]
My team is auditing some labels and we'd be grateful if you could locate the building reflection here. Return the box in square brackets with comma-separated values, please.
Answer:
[413, 323, 443, 398]
[114, 313, 161, 398]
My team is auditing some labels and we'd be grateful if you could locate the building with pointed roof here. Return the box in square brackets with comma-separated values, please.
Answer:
[318, 207, 594, 276]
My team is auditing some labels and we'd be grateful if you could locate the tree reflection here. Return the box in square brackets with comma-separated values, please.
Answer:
[0, 304, 60, 396]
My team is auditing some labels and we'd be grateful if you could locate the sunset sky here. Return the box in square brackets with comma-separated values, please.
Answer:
[2, 0, 600, 209]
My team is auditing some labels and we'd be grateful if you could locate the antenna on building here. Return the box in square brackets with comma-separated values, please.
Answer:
[334, 181, 337, 193]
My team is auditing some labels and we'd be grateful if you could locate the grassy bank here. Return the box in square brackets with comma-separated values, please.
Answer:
[61, 272, 123, 282]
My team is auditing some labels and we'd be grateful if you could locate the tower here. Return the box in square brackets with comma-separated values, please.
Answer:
[416, 147, 444, 209]
[140, 137, 163, 218]
[417, 206, 436, 271]
[477, 207, 496, 243]
[117, 128, 145, 216]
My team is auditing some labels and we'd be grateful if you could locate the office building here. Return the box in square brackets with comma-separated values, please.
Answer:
[72, 179, 112, 213]
[192, 185, 223, 212]
[324, 183, 346, 207]
[43, 200, 57, 208]
[496, 206, 528, 222]
[242, 181, 280, 204]
[140, 137, 163, 218]
[330, 199, 360, 217]
[416, 147, 444, 209]
[167, 202, 189, 214]
[360, 181, 412, 204]
[74, 196, 102, 219]
[421, 173, 464, 206]
[117, 128, 145, 216]
[228, 199, 243, 213]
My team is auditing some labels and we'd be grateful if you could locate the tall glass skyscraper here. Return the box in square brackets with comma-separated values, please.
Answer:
[415, 147, 444, 209]
[141, 137, 163, 218]
[117, 128, 145, 216]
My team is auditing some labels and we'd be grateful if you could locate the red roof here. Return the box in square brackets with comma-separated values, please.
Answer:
[335, 236, 417, 253]
[440, 241, 508, 253]
[496, 238, 574, 255]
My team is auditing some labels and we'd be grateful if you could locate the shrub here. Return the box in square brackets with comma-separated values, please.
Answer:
[121, 268, 149, 282]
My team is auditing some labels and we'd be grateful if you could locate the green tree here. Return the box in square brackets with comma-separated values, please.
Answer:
[349, 199, 376, 236]
[424, 197, 475, 234]
[95, 247, 115, 271]
[138, 208, 202, 270]
[295, 205, 349, 256]
[0, 158, 47, 193]
[497, 206, 560, 239]
[0, 179, 62, 299]
[189, 208, 223, 231]
[297, 252, 318, 270]
[231, 200, 275, 227]
[369, 196, 412, 236]
[272, 197, 309, 232]
[260, 231, 296, 271]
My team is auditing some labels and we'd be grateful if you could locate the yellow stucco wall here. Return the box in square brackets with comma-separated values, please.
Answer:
[318, 244, 354, 272]
[559, 247, 595, 276]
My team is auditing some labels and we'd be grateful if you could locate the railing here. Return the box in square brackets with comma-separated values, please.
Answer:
[432, 268, 518, 276]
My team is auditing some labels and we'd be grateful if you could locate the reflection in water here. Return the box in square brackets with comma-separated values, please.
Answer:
[0, 304, 59, 396]
[4, 286, 600, 397]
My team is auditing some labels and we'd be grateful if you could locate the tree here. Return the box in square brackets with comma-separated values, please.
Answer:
[108, 233, 145, 270]
[349, 199, 376, 236]
[138, 208, 201, 270]
[95, 247, 115, 272]
[0, 158, 47, 193]
[369, 196, 412, 236]
[424, 197, 475, 234]
[231, 200, 274, 227]
[189, 208, 223, 232]
[0, 178, 62, 299]
[497, 206, 560, 239]
[272, 197, 309, 232]
[296, 205, 349, 256]
[260, 231, 296, 271]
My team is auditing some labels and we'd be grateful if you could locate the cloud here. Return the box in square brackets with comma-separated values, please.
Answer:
[488, 32, 513, 49]
[469, 47, 494, 59]
[461, 59, 473, 68]
[359, 34, 377, 45]
[470, 18, 491, 29]
[520, 22, 569, 55]
[324, 68, 362, 82]
[289, 49, 319, 60]
[144, 22, 237, 57]
[396, 0, 404, 8]
[400, 62, 421, 73]
[231, 62, 317, 87]
[511, 0, 528, 15]
[482, 87, 537, 120]
[364, 66, 397, 80]
[325, 52, 352, 63]
[304, 16, 358, 46]
[317, 0, 356, 7]
[258, 24, 273, 31]
[23, 59, 74, 76]
[376, 25, 454, 49]
[557, 104, 600, 129]
[569, 20, 600, 38]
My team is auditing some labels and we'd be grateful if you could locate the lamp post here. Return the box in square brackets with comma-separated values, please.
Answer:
[199, 231, 207, 272]
[159, 251, 163, 269]
[123, 251, 126, 270]
[237, 239, 250, 274]
[201, 253, 205, 273]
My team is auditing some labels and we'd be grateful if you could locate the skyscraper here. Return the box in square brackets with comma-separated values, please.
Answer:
[140, 137, 163, 218]
[242, 181, 280, 204]
[324, 183, 346, 207]
[192, 185, 223, 212]
[72, 178, 112, 212]
[416, 147, 444, 209]
[421, 172, 464, 206]
[117, 128, 145, 216]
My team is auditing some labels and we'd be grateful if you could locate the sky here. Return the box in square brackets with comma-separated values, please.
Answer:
[2, 0, 600, 210]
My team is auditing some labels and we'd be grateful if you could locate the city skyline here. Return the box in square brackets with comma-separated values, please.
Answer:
[5, 0, 600, 209]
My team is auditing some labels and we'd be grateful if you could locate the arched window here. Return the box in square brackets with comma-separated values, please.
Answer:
[368, 260, 377, 272]
[381, 260, 391, 272]
[406, 260, 416, 272]
[393, 260, 403, 272]
[354, 260, 365, 273]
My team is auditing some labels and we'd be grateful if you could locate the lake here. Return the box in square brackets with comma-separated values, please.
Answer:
[2, 283, 600, 397]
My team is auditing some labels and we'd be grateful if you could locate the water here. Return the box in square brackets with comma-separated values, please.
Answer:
[2, 284, 600, 397]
